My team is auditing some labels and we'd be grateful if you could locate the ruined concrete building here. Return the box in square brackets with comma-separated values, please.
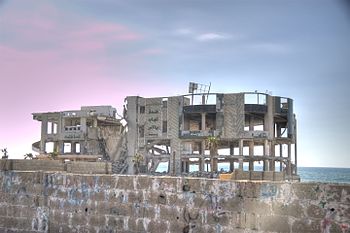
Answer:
[125, 91, 298, 181]
[32, 91, 299, 181]
[32, 106, 125, 162]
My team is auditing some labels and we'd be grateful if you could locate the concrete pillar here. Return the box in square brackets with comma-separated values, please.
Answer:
[201, 113, 206, 131]
[280, 144, 283, 172]
[40, 118, 48, 153]
[229, 159, 234, 172]
[288, 143, 292, 177]
[186, 160, 189, 173]
[80, 117, 87, 133]
[249, 116, 254, 131]
[239, 139, 243, 170]
[230, 142, 234, 155]
[200, 141, 206, 172]
[270, 142, 275, 171]
[229, 143, 234, 171]
[264, 139, 269, 171]
[295, 119, 298, 175]
[58, 141, 64, 154]
[249, 141, 254, 171]
[265, 95, 274, 139]
[50, 122, 55, 135]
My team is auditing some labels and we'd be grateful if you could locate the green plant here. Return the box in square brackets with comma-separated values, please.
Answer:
[1, 148, 8, 159]
[132, 152, 144, 174]
[24, 153, 34, 159]
[206, 136, 219, 173]
[49, 150, 58, 160]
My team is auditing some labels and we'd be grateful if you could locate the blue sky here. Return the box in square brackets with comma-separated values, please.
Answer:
[0, 0, 349, 167]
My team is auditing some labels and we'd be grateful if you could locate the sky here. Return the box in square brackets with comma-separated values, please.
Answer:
[0, 0, 349, 168]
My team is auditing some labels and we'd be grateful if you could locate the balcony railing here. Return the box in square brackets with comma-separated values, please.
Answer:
[180, 130, 218, 138]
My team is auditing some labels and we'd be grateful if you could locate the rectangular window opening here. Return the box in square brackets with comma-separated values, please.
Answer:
[75, 143, 81, 154]
[47, 122, 52, 134]
[140, 106, 145, 114]
[45, 142, 54, 153]
[64, 142, 72, 154]
[162, 121, 167, 133]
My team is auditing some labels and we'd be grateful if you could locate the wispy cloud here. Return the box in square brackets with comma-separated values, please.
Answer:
[195, 33, 230, 42]
[174, 28, 232, 42]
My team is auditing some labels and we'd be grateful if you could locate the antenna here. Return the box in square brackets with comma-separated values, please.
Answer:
[188, 82, 211, 104]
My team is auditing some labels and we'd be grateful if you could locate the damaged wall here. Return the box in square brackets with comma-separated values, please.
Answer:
[0, 170, 349, 233]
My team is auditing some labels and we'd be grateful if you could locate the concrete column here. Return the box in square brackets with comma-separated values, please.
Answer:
[265, 95, 274, 139]
[80, 117, 87, 133]
[249, 141, 254, 171]
[200, 141, 206, 172]
[40, 118, 48, 153]
[249, 116, 254, 131]
[230, 143, 234, 156]
[270, 142, 275, 171]
[239, 139, 243, 170]
[229, 159, 234, 172]
[264, 139, 269, 171]
[295, 119, 298, 175]
[229, 143, 234, 171]
[58, 141, 64, 154]
[280, 144, 283, 172]
[288, 143, 292, 176]
[201, 113, 206, 131]
[51, 122, 55, 135]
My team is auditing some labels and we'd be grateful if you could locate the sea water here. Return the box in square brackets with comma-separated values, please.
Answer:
[298, 167, 350, 184]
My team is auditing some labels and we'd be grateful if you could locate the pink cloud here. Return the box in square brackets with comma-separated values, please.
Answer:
[0, 1, 171, 158]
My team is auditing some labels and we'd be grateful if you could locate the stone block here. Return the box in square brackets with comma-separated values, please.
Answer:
[243, 199, 272, 215]
[292, 183, 320, 200]
[89, 214, 105, 227]
[114, 175, 134, 190]
[234, 170, 250, 180]
[306, 204, 326, 219]
[250, 171, 263, 180]
[272, 201, 305, 218]
[259, 215, 291, 232]
[159, 205, 182, 222]
[263, 171, 274, 181]
[292, 219, 322, 233]
[147, 220, 168, 233]
[273, 171, 285, 181]
[158, 177, 178, 193]
[133, 175, 151, 190]
[106, 216, 124, 229]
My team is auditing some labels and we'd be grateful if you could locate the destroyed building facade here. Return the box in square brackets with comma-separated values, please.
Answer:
[125, 92, 298, 180]
[32, 91, 298, 181]
[32, 106, 124, 161]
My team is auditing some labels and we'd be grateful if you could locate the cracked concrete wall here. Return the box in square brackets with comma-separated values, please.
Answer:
[0, 170, 349, 233]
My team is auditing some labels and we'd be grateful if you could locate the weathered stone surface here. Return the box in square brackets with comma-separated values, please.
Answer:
[259, 215, 290, 232]
[0, 171, 349, 233]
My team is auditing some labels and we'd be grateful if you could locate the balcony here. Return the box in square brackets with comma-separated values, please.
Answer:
[63, 131, 83, 140]
[242, 131, 269, 139]
[180, 130, 219, 138]
[183, 105, 216, 113]
[244, 104, 267, 113]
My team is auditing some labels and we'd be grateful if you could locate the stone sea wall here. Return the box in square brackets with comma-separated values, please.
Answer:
[0, 163, 349, 232]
